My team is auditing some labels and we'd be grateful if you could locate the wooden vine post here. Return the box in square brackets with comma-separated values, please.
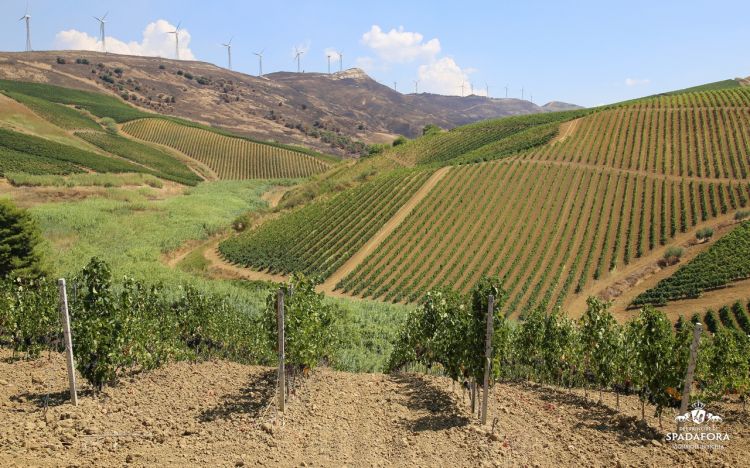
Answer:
[57, 279, 78, 406]
[679, 321, 703, 428]
[481, 294, 495, 425]
[277, 288, 286, 413]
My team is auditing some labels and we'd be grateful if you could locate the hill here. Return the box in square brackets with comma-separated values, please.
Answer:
[0, 79, 334, 182]
[219, 83, 750, 319]
[0, 51, 579, 156]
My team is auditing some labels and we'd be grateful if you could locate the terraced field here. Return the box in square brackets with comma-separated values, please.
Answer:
[526, 87, 750, 179]
[632, 221, 750, 307]
[387, 110, 585, 166]
[122, 119, 333, 180]
[218, 170, 433, 278]
[335, 158, 748, 314]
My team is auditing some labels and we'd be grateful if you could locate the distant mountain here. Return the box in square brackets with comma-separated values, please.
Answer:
[0, 51, 581, 155]
[541, 101, 583, 112]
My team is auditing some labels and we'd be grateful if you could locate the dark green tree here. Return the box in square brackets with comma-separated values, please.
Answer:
[0, 199, 43, 280]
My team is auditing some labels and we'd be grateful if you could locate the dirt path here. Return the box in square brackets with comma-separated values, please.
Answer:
[565, 211, 742, 321]
[202, 236, 288, 283]
[2, 349, 745, 467]
[550, 117, 582, 144]
[163, 185, 293, 279]
[317, 167, 452, 294]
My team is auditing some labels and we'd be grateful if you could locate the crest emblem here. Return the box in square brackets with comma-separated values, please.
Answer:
[675, 401, 722, 424]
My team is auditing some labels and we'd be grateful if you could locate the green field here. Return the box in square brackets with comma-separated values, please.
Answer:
[0, 79, 148, 122]
[75, 131, 202, 186]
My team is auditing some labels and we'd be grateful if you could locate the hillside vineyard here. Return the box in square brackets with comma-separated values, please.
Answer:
[122, 118, 332, 179]
[223, 86, 750, 314]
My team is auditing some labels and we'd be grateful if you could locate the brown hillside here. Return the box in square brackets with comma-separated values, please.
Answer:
[0, 51, 579, 156]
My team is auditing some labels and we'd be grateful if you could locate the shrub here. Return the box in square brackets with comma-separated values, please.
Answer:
[422, 124, 442, 136]
[696, 227, 714, 241]
[736, 210, 750, 221]
[76, 58, 90, 65]
[159, 64, 166, 70]
[705, 309, 720, 333]
[56, 57, 66, 64]
[100, 117, 118, 134]
[663, 246, 684, 265]
[184, 72, 194, 80]
[0, 200, 43, 280]
[263, 273, 344, 372]
[392, 135, 407, 147]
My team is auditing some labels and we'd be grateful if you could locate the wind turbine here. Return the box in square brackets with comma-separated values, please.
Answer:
[459, 81, 464, 97]
[505, 84, 509, 98]
[293, 47, 304, 73]
[222, 37, 233, 70]
[337, 50, 343, 72]
[168, 22, 182, 60]
[414, 80, 419, 94]
[394, 81, 397, 92]
[19, 3, 31, 52]
[470, 82, 474, 95]
[485, 82, 490, 98]
[254, 49, 264, 76]
[326, 54, 331, 74]
[521, 87, 524, 100]
[93, 12, 108, 53]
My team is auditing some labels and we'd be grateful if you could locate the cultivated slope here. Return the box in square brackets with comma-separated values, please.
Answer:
[224, 84, 750, 318]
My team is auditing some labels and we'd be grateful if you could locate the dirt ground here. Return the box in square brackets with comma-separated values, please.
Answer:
[1, 349, 747, 467]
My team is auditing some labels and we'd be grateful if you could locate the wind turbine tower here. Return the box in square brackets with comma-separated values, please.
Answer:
[414, 80, 419, 94]
[470, 83, 474, 95]
[521, 87, 524, 100]
[94, 12, 108, 53]
[327, 54, 331, 74]
[19, 4, 31, 52]
[460, 81, 464, 97]
[169, 22, 182, 60]
[505, 84, 509, 98]
[222, 37, 233, 70]
[485, 82, 490, 98]
[337, 51, 343, 72]
[394, 81, 397, 92]
[254, 50, 264, 76]
[294, 48, 304, 73]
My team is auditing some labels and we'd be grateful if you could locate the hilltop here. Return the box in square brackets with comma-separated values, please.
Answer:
[0, 51, 580, 156]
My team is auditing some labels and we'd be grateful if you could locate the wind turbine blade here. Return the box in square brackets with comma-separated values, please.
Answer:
[102, 12, 108, 20]
[175, 21, 181, 31]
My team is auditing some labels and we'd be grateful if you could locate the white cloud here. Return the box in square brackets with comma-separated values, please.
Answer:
[54, 20, 195, 60]
[417, 57, 486, 96]
[625, 77, 650, 87]
[359, 25, 480, 95]
[361, 25, 440, 63]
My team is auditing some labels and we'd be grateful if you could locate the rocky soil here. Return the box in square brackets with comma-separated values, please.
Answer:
[1, 349, 747, 467]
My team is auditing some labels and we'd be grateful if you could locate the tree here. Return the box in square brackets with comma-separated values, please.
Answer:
[0, 199, 43, 280]
[422, 124, 441, 136]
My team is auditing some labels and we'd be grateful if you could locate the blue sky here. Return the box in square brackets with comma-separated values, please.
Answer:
[1, 0, 748, 106]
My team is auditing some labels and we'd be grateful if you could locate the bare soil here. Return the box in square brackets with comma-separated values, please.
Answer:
[1, 349, 746, 467]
